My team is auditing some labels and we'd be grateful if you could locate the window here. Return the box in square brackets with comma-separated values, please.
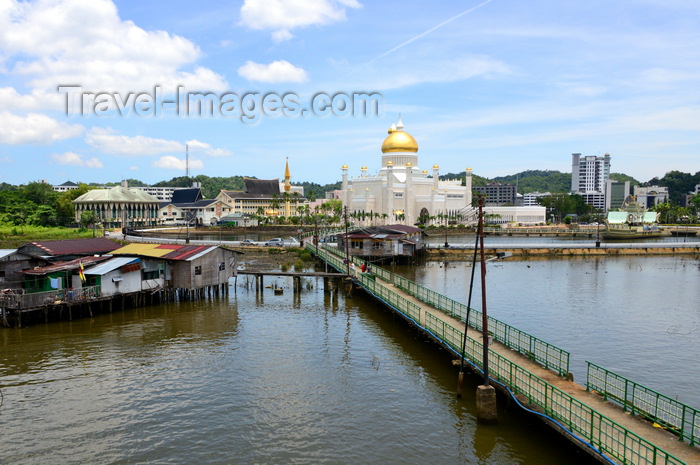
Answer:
[219, 262, 226, 271]
[143, 270, 159, 280]
[351, 241, 364, 249]
[372, 242, 382, 250]
[194, 266, 202, 276]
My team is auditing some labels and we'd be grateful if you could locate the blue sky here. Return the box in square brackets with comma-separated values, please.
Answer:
[1, 0, 699, 187]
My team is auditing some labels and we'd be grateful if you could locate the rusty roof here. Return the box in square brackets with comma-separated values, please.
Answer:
[19, 237, 121, 256]
[21, 255, 111, 275]
[110, 243, 221, 261]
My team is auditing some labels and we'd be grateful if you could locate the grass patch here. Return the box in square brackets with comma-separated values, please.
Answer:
[0, 224, 96, 248]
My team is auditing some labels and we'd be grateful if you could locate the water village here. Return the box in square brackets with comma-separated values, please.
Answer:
[1, 219, 699, 465]
[1, 126, 699, 465]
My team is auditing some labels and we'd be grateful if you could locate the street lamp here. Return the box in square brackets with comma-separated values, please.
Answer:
[444, 212, 449, 248]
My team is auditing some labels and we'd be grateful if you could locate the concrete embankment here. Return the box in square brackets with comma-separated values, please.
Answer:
[426, 244, 700, 258]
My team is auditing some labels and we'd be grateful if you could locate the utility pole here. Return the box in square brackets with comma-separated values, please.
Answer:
[344, 206, 350, 276]
[475, 194, 497, 423]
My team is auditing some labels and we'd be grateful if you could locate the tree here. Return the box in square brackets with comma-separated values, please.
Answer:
[80, 210, 98, 230]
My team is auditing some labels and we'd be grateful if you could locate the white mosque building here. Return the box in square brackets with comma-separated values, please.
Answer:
[341, 118, 474, 226]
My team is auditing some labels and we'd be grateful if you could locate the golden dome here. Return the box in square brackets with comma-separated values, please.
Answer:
[342, 164, 348, 169]
[422, 170, 428, 174]
[433, 164, 439, 169]
[361, 166, 367, 170]
[387, 161, 393, 166]
[381, 119, 418, 153]
[406, 162, 413, 167]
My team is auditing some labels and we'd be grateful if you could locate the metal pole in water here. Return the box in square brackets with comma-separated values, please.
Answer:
[475, 195, 497, 423]
[457, 223, 480, 397]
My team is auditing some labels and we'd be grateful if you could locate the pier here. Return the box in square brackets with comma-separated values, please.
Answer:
[308, 243, 699, 465]
[237, 270, 346, 293]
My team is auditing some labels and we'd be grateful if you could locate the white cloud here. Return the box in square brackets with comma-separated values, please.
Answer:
[0, 111, 83, 144]
[86, 127, 183, 156]
[0, 0, 227, 94]
[271, 29, 294, 43]
[238, 60, 308, 83]
[0, 87, 62, 112]
[186, 139, 232, 157]
[152, 155, 204, 170]
[51, 151, 103, 168]
[129, 166, 139, 171]
[239, 0, 361, 40]
[84, 128, 232, 159]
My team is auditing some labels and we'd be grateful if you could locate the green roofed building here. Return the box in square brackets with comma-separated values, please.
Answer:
[72, 181, 161, 228]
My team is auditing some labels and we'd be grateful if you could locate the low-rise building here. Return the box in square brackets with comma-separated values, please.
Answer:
[633, 185, 669, 209]
[72, 181, 161, 228]
[217, 177, 307, 219]
[473, 182, 517, 205]
[483, 206, 547, 225]
[0, 249, 48, 289]
[159, 186, 233, 225]
[17, 237, 120, 262]
[111, 243, 241, 291]
[338, 224, 423, 259]
[84, 256, 151, 297]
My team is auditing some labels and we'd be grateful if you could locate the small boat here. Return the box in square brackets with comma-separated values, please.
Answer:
[603, 197, 663, 240]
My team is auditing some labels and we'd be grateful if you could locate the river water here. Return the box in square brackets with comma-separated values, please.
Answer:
[1, 253, 698, 464]
[390, 254, 700, 407]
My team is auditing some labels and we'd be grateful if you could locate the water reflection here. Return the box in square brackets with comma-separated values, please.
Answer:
[1, 276, 599, 464]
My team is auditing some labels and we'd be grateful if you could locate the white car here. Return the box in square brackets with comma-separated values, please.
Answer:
[265, 238, 285, 247]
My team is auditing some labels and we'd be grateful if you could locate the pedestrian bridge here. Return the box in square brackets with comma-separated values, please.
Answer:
[307, 243, 699, 465]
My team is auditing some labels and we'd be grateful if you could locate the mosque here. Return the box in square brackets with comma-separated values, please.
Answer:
[341, 118, 474, 225]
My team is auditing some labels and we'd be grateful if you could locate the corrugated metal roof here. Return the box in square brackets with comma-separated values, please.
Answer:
[84, 257, 140, 276]
[20, 237, 121, 256]
[111, 243, 218, 261]
[0, 249, 18, 260]
[21, 256, 111, 275]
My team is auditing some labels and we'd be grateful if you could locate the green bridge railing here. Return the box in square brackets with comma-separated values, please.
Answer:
[587, 362, 699, 446]
[309, 243, 691, 464]
[392, 275, 570, 376]
[424, 312, 686, 465]
[316, 244, 570, 377]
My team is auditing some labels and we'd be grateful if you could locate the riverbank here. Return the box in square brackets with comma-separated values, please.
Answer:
[425, 243, 700, 259]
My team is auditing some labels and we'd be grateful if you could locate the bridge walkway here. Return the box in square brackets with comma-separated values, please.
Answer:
[311, 245, 698, 465]
[353, 268, 698, 465]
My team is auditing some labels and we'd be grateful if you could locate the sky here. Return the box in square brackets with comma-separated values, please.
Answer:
[1, 0, 699, 187]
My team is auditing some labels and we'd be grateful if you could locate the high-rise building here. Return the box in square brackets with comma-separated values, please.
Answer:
[605, 180, 630, 211]
[571, 153, 611, 210]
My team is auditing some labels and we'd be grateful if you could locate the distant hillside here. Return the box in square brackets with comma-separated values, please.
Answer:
[439, 169, 647, 194]
[492, 170, 571, 193]
[645, 170, 700, 204]
[153, 175, 247, 198]
[39, 168, 697, 204]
